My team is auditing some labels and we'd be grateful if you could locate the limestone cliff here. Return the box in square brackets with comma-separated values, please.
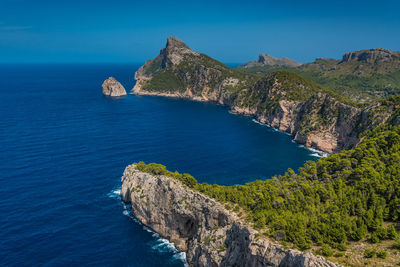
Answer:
[121, 164, 339, 267]
[132, 38, 398, 153]
[102, 77, 127, 97]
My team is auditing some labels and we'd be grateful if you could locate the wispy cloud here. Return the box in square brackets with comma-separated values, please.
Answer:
[0, 21, 32, 31]
[0, 25, 32, 31]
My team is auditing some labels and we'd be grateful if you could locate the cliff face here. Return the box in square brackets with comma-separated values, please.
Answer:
[102, 77, 127, 97]
[121, 165, 339, 267]
[132, 38, 396, 153]
[341, 48, 400, 64]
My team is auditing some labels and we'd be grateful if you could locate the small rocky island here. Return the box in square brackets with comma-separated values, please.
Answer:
[102, 77, 127, 97]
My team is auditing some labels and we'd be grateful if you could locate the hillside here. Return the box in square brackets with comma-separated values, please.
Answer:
[237, 48, 400, 102]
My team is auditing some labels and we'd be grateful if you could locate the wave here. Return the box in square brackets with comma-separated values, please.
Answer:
[107, 187, 121, 199]
[149, 236, 189, 266]
[251, 118, 266, 126]
[145, 225, 189, 266]
[298, 145, 329, 158]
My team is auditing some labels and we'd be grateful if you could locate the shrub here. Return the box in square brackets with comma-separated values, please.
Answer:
[387, 225, 397, 240]
[318, 244, 333, 257]
[376, 250, 388, 259]
[370, 232, 380, 243]
[393, 237, 400, 249]
[334, 252, 344, 257]
[364, 249, 376, 258]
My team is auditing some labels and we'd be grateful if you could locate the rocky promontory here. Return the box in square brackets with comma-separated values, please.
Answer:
[121, 164, 339, 267]
[102, 77, 127, 97]
[131, 37, 398, 153]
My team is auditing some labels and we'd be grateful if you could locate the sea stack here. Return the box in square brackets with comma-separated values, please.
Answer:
[102, 77, 127, 97]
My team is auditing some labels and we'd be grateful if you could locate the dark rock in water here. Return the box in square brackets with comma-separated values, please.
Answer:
[102, 77, 127, 97]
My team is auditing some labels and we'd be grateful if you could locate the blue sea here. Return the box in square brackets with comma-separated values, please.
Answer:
[0, 64, 319, 266]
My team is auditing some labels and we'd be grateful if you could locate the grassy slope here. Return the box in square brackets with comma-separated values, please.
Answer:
[236, 59, 400, 102]
[142, 53, 260, 94]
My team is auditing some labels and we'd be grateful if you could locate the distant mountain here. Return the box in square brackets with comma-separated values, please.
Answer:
[237, 48, 400, 101]
[241, 53, 302, 68]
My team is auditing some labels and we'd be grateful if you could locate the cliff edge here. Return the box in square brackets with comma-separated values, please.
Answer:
[121, 164, 339, 267]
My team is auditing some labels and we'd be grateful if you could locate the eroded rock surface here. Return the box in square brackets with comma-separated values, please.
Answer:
[102, 77, 127, 97]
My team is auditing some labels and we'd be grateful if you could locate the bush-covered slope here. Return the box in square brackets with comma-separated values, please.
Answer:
[237, 49, 400, 102]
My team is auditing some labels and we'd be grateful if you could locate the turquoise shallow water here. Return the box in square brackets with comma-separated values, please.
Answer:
[0, 64, 318, 266]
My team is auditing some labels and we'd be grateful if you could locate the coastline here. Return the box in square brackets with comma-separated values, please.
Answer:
[132, 89, 332, 155]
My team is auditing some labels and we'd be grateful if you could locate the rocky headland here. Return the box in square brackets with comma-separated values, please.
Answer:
[102, 77, 127, 97]
[121, 164, 339, 267]
[132, 37, 398, 153]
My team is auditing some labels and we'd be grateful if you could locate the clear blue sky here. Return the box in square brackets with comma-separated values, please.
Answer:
[1, 0, 399, 63]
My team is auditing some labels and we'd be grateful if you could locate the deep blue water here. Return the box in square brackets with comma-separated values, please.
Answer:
[0, 64, 319, 266]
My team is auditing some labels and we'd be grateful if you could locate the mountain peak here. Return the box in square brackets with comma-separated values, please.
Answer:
[165, 37, 190, 50]
[160, 37, 198, 67]
[241, 53, 301, 68]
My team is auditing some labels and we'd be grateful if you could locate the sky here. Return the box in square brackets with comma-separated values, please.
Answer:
[1, 0, 400, 64]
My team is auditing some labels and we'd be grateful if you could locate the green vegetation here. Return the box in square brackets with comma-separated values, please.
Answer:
[376, 250, 388, 259]
[142, 51, 259, 94]
[236, 58, 400, 102]
[318, 244, 333, 257]
[364, 249, 376, 258]
[143, 69, 185, 92]
[134, 123, 400, 252]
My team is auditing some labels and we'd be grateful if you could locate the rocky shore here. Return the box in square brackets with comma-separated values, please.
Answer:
[121, 164, 339, 267]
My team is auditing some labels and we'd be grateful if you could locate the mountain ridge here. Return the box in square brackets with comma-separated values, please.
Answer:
[237, 48, 400, 100]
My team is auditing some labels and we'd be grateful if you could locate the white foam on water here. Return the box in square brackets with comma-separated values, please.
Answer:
[142, 226, 188, 266]
[252, 118, 266, 126]
[121, 204, 141, 223]
[107, 187, 121, 199]
[173, 252, 189, 267]
[298, 144, 329, 158]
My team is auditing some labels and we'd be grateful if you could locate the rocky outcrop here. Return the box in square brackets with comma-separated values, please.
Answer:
[242, 54, 302, 68]
[121, 165, 339, 267]
[341, 48, 400, 64]
[102, 77, 127, 97]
